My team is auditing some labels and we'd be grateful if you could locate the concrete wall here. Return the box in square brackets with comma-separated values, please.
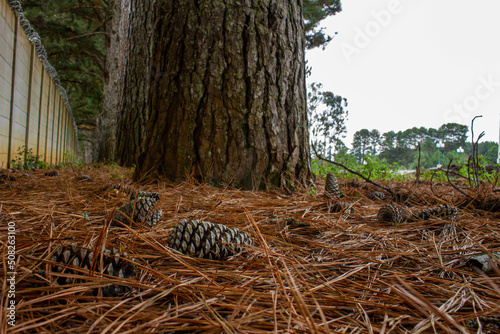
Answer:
[0, 0, 77, 168]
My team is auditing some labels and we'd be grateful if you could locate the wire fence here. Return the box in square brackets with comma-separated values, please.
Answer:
[0, 0, 78, 168]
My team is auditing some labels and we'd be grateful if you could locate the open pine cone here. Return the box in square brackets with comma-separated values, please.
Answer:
[167, 220, 255, 260]
[49, 243, 136, 297]
[409, 204, 459, 222]
[110, 196, 162, 227]
[377, 204, 408, 224]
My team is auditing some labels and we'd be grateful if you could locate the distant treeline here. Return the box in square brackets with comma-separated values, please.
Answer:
[349, 124, 498, 169]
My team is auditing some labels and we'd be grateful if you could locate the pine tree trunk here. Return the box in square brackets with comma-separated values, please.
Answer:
[113, 0, 312, 189]
[97, 0, 131, 162]
[115, 1, 156, 166]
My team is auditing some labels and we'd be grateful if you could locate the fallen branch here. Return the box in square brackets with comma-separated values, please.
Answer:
[312, 144, 394, 197]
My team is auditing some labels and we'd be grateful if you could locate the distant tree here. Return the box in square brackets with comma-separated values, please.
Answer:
[477, 141, 499, 164]
[352, 129, 371, 164]
[369, 129, 381, 155]
[381, 131, 396, 151]
[437, 123, 468, 152]
[308, 83, 348, 159]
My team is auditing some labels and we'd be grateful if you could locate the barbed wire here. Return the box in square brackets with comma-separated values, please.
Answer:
[7, 0, 79, 147]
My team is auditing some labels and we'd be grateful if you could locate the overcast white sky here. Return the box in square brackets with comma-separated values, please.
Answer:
[306, 0, 500, 148]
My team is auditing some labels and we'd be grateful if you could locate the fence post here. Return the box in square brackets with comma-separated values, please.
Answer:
[44, 82, 51, 162]
[55, 95, 61, 163]
[50, 87, 56, 164]
[62, 108, 68, 162]
[24, 43, 35, 162]
[7, 15, 19, 168]
[36, 67, 45, 157]
[59, 101, 66, 162]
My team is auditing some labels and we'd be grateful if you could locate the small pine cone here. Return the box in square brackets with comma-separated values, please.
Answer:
[129, 190, 160, 201]
[167, 220, 255, 260]
[111, 183, 134, 194]
[410, 204, 459, 222]
[44, 170, 59, 177]
[111, 197, 162, 227]
[324, 173, 341, 198]
[328, 201, 354, 214]
[377, 204, 408, 224]
[367, 191, 386, 201]
[50, 243, 136, 296]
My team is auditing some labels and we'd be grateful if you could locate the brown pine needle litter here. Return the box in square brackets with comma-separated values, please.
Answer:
[0, 166, 499, 333]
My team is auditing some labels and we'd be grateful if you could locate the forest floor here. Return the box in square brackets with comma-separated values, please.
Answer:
[0, 165, 499, 333]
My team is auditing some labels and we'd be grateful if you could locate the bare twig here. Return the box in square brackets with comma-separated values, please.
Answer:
[471, 116, 483, 189]
[445, 159, 473, 200]
[415, 142, 421, 185]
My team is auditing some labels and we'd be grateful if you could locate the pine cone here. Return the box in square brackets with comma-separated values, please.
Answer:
[50, 243, 136, 296]
[367, 191, 386, 201]
[377, 204, 408, 224]
[111, 197, 162, 227]
[129, 190, 160, 201]
[44, 170, 59, 177]
[409, 204, 458, 222]
[324, 173, 341, 198]
[111, 183, 134, 194]
[167, 220, 255, 260]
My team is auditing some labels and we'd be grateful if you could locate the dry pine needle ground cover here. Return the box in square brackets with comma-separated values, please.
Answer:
[0, 165, 499, 333]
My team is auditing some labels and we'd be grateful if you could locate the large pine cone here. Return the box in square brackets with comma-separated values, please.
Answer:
[410, 204, 458, 221]
[167, 220, 255, 260]
[324, 173, 341, 198]
[111, 197, 162, 227]
[377, 204, 408, 224]
[50, 243, 136, 296]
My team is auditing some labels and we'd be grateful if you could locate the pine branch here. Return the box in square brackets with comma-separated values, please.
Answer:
[311, 144, 394, 196]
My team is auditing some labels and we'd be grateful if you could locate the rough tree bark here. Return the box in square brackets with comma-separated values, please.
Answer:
[97, 0, 130, 162]
[109, 0, 312, 189]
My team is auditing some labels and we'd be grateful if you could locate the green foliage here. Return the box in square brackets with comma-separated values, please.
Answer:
[303, 0, 342, 49]
[10, 146, 51, 170]
[307, 187, 318, 197]
[312, 151, 404, 182]
[21, 0, 106, 127]
[358, 155, 400, 181]
[59, 151, 85, 169]
[109, 163, 124, 179]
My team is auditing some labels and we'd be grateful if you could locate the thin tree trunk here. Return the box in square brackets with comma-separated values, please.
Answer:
[97, 0, 130, 162]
